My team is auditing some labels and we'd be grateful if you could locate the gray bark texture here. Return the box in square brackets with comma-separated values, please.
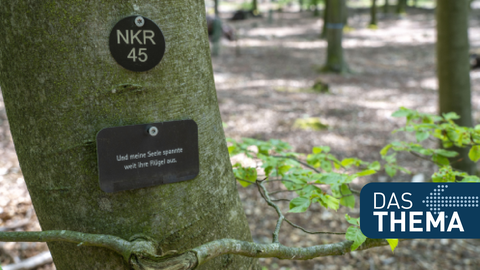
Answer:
[0, 1, 257, 269]
[436, 0, 476, 175]
[323, 0, 349, 73]
[369, 0, 378, 27]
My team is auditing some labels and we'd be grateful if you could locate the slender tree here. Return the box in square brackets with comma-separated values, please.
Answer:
[0, 1, 256, 269]
[322, 0, 349, 73]
[396, 0, 407, 15]
[320, 0, 329, 37]
[437, 0, 476, 175]
[214, 0, 220, 16]
[313, 0, 321, 17]
[252, 0, 259, 14]
[369, 0, 378, 28]
[383, 0, 390, 13]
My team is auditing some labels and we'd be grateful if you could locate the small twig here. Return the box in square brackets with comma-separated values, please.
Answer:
[271, 155, 320, 173]
[265, 179, 296, 184]
[271, 198, 291, 202]
[269, 188, 303, 195]
[257, 180, 285, 243]
[235, 178, 257, 185]
[409, 151, 442, 167]
[283, 218, 345, 235]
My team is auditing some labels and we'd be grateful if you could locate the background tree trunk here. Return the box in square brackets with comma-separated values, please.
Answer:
[436, 0, 476, 175]
[0, 1, 256, 269]
[252, 0, 259, 14]
[320, 0, 329, 37]
[322, 0, 349, 73]
[215, 0, 220, 16]
[369, 0, 378, 27]
[396, 0, 407, 15]
[383, 0, 390, 13]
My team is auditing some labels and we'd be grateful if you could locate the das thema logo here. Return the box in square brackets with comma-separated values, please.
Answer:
[360, 183, 480, 238]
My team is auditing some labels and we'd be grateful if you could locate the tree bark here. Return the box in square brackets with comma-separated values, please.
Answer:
[214, 0, 219, 17]
[383, 0, 389, 13]
[369, 0, 378, 27]
[396, 0, 407, 15]
[0, 1, 256, 269]
[320, 0, 329, 37]
[436, 0, 476, 175]
[252, 0, 259, 14]
[322, 0, 349, 73]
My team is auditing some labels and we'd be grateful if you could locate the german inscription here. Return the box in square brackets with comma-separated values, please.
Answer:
[109, 16, 166, 72]
[96, 120, 199, 193]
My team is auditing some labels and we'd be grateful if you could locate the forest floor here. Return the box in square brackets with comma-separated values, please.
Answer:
[2, 5, 480, 270]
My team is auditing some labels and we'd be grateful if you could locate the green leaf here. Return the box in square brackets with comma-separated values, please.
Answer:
[345, 214, 359, 225]
[463, 176, 480, 182]
[228, 145, 237, 155]
[341, 158, 358, 167]
[391, 108, 411, 117]
[443, 112, 460, 120]
[313, 146, 331, 154]
[289, 197, 311, 213]
[234, 167, 257, 187]
[385, 164, 397, 178]
[435, 149, 458, 158]
[469, 145, 480, 162]
[277, 165, 292, 177]
[356, 169, 377, 177]
[432, 154, 450, 166]
[320, 160, 333, 172]
[346, 226, 367, 251]
[386, 239, 399, 253]
[368, 161, 381, 171]
[319, 194, 339, 211]
[415, 131, 430, 142]
[340, 184, 355, 208]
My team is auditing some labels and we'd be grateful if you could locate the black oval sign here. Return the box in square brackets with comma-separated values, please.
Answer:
[109, 16, 166, 72]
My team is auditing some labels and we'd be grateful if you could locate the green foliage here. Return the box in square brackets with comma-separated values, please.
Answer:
[386, 239, 399, 253]
[228, 107, 480, 255]
[344, 214, 366, 251]
[293, 117, 328, 131]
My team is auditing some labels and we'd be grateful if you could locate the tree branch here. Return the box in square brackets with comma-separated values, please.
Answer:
[0, 230, 393, 270]
[0, 230, 133, 262]
[257, 180, 285, 243]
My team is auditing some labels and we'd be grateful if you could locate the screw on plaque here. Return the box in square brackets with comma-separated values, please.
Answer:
[148, 126, 158, 136]
[135, 16, 145, 27]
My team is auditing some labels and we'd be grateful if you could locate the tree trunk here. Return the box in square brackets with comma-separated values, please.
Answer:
[0, 1, 256, 269]
[369, 0, 378, 27]
[437, 0, 476, 175]
[252, 0, 258, 14]
[320, 0, 328, 37]
[215, 0, 220, 17]
[383, 0, 390, 13]
[396, 0, 407, 15]
[322, 0, 349, 73]
[313, 0, 321, 17]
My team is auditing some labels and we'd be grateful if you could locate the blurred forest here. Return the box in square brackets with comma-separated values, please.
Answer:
[2, 0, 480, 269]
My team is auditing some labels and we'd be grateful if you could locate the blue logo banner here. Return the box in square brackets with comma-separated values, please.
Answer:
[360, 183, 480, 238]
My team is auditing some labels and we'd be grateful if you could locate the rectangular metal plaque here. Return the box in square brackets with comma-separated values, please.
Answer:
[96, 120, 199, 193]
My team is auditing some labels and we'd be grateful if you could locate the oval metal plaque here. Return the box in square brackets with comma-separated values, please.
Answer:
[109, 15, 166, 72]
[96, 120, 199, 193]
